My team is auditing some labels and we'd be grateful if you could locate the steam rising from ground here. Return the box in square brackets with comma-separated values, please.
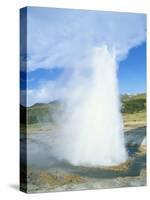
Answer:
[25, 9, 146, 107]
[53, 46, 128, 166]
[24, 8, 146, 167]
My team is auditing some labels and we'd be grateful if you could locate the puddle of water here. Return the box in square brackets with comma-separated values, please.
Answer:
[21, 132, 146, 180]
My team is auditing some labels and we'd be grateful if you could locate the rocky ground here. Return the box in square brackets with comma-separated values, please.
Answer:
[20, 119, 146, 193]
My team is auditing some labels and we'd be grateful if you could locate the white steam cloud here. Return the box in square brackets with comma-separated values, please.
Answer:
[52, 46, 128, 166]
[25, 8, 146, 106]
[25, 8, 146, 166]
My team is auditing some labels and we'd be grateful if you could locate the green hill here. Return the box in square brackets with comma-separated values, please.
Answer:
[20, 93, 146, 124]
[20, 101, 62, 124]
[121, 93, 146, 114]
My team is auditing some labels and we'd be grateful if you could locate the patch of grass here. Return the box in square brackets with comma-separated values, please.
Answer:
[39, 172, 59, 186]
[26, 122, 59, 134]
[104, 160, 132, 172]
[62, 174, 86, 184]
[123, 111, 146, 125]
[36, 171, 85, 187]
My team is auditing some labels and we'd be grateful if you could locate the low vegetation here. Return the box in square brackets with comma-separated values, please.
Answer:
[28, 170, 86, 189]
[20, 93, 146, 125]
[121, 93, 146, 114]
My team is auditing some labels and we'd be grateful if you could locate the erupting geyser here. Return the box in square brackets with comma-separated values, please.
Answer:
[55, 46, 128, 166]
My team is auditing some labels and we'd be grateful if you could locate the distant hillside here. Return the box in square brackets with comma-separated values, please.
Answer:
[20, 93, 146, 124]
[30, 100, 60, 108]
[121, 93, 146, 114]
[20, 101, 61, 124]
[27, 101, 61, 124]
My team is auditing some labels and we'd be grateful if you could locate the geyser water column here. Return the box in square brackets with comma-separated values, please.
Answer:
[57, 45, 128, 166]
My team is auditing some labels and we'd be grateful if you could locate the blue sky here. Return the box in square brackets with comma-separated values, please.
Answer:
[20, 7, 146, 105]
[118, 42, 146, 94]
[21, 42, 146, 94]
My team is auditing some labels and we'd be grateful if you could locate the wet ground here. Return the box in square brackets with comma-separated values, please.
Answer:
[20, 125, 146, 193]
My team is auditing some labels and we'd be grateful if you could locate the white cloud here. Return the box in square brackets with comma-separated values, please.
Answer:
[22, 7, 146, 106]
[25, 7, 146, 71]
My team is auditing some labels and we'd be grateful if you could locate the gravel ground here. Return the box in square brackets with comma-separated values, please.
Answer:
[20, 125, 146, 193]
